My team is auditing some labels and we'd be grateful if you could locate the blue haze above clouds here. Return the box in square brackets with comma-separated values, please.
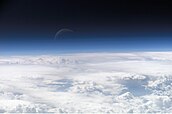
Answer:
[0, 35, 172, 55]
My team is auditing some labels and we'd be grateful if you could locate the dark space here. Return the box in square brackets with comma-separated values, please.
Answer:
[0, 0, 171, 54]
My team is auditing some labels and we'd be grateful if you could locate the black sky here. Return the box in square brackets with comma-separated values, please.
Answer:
[0, 0, 171, 38]
[0, 0, 171, 53]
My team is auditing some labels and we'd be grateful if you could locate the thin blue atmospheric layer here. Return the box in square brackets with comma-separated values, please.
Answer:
[0, 36, 171, 55]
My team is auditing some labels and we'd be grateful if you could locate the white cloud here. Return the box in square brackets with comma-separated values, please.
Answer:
[0, 52, 172, 112]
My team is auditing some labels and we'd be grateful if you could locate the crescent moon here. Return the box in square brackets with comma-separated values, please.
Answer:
[54, 28, 73, 40]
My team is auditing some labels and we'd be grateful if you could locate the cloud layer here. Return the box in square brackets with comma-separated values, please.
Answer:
[0, 52, 172, 113]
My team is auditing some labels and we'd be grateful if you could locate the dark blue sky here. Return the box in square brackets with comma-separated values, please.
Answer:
[0, 35, 171, 55]
[0, 0, 172, 55]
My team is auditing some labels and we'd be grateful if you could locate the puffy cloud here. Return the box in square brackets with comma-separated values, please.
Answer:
[0, 52, 172, 112]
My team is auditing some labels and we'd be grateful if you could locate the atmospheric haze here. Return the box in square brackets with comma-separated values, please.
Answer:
[0, 52, 172, 113]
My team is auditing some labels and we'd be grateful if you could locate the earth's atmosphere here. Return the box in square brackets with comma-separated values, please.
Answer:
[0, 52, 172, 113]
